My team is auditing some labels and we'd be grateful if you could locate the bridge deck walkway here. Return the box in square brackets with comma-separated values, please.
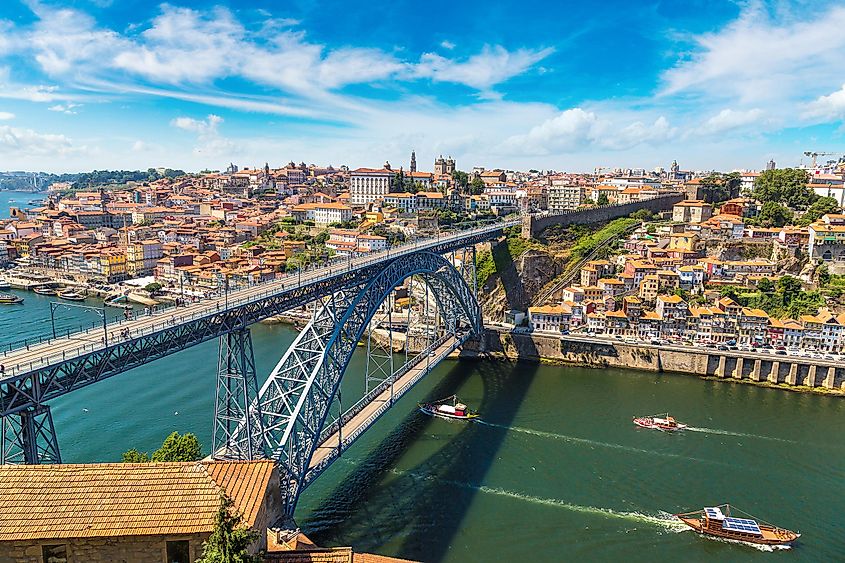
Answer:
[0, 222, 515, 381]
[308, 336, 457, 473]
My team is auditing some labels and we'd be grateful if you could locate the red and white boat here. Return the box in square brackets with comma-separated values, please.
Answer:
[633, 413, 687, 432]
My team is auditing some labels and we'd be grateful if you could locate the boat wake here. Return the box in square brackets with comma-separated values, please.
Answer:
[685, 427, 796, 444]
[386, 467, 688, 533]
[476, 421, 730, 466]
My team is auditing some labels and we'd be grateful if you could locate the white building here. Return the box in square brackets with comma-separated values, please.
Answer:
[313, 202, 353, 226]
[548, 185, 585, 212]
[350, 167, 393, 206]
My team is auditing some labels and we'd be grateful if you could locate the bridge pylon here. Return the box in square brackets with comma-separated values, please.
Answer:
[212, 327, 264, 460]
[1, 403, 61, 464]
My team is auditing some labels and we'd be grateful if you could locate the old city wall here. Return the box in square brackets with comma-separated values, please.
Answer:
[480, 330, 845, 392]
[522, 193, 686, 238]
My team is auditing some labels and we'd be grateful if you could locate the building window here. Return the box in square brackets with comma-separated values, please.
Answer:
[166, 540, 190, 563]
[42, 545, 67, 563]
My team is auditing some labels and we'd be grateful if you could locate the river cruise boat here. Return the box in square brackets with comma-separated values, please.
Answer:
[33, 286, 57, 296]
[0, 279, 9, 290]
[633, 413, 687, 432]
[57, 290, 85, 301]
[0, 293, 24, 304]
[419, 395, 479, 421]
[676, 505, 799, 547]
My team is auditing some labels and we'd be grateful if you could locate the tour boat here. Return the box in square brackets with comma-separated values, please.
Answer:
[675, 505, 799, 547]
[33, 286, 57, 296]
[58, 290, 85, 301]
[0, 293, 24, 304]
[419, 395, 479, 421]
[0, 279, 10, 290]
[632, 413, 687, 432]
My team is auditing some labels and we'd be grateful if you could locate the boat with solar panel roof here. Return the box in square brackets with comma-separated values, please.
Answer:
[675, 504, 800, 546]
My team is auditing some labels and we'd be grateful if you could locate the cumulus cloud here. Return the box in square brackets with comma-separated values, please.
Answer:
[0, 124, 81, 156]
[0, 111, 13, 120]
[440, 40, 456, 50]
[499, 108, 675, 155]
[804, 84, 845, 121]
[696, 108, 764, 135]
[171, 114, 237, 157]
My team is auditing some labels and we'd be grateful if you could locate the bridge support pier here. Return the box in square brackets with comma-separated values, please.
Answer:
[1, 404, 61, 464]
[212, 328, 264, 460]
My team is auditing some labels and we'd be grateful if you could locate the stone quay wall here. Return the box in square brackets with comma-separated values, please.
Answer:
[480, 330, 845, 393]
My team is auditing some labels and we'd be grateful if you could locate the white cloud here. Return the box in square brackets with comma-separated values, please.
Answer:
[0, 124, 82, 156]
[171, 114, 238, 157]
[662, 4, 845, 104]
[47, 102, 80, 114]
[0, 111, 13, 120]
[414, 45, 554, 91]
[696, 108, 764, 135]
[498, 108, 675, 156]
[805, 84, 845, 121]
[440, 40, 455, 50]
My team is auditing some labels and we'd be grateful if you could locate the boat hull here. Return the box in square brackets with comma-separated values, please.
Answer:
[633, 417, 687, 432]
[419, 405, 479, 421]
[677, 516, 799, 546]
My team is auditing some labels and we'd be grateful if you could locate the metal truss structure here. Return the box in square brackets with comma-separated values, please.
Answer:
[0, 223, 496, 466]
[212, 328, 264, 460]
[236, 251, 482, 517]
[1, 404, 61, 464]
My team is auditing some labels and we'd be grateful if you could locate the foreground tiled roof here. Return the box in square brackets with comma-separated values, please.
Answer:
[0, 460, 275, 541]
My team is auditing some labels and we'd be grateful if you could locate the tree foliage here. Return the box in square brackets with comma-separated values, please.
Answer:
[797, 196, 840, 226]
[452, 170, 469, 189]
[750, 168, 814, 208]
[596, 192, 609, 205]
[121, 448, 150, 463]
[144, 282, 163, 294]
[750, 201, 794, 227]
[196, 495, 262, 563]
[469, 177, 485, 195]
[700, 172, 740, 203]
[715, 275, 822, 318]
[151, 431, 203, 462]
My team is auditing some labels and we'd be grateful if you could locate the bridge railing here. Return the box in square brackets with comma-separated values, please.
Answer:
[0, 221, 517, 378]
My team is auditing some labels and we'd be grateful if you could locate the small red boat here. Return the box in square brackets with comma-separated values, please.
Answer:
[675, 504, 800, 547]
[633, 413, 687, 432]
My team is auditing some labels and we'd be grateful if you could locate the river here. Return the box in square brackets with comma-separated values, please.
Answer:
[1, 195, 844, 561]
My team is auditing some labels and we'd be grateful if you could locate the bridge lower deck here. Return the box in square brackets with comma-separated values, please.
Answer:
[308, 336, 459, 473]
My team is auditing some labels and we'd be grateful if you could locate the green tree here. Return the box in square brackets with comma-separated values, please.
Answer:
[452, 170, 469, 190]
[817, 263, 831, 286]
[121, 448, 150, 463]
[144, 282, 163, 294]
[797, 196, 840, 226]
[469, 177, 485, 195]
[776, 275, 803, 303]
[151, 431, 202, 462]
[754, 201, 794, 227]
[699, 172, 739, 203]
[596, 192, 609, 205]
[751, 168, 814, 208]
[630, 208, 654, 221]
[757, 277, 774, 293]
[196, 495, 262, 563]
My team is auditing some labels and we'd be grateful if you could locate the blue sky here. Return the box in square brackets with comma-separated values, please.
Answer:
[1, 0, 845, 173]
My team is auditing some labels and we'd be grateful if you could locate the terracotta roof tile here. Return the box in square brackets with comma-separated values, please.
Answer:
[0, 460, 275, 541]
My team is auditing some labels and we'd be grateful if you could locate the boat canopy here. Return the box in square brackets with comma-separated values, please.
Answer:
[704, 507, 725, 520]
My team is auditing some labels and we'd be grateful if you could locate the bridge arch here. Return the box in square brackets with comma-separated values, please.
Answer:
[244, 251, 481, 516]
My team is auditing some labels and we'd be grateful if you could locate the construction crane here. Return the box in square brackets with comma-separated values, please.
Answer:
[803, 151, 839, 168]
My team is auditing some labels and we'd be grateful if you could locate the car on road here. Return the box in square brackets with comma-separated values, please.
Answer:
[776, 350, 787, 355]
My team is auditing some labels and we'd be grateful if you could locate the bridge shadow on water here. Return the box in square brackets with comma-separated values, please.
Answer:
[302, 352, 540, 562]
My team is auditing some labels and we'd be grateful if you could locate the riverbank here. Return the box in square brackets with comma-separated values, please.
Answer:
[473, 328, 845, 396]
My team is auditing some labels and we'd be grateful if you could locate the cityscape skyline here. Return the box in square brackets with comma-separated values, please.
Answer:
[1, 0, 845, 172]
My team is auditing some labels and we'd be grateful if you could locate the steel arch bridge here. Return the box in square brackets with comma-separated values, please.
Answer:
[218, 250, 482, 517]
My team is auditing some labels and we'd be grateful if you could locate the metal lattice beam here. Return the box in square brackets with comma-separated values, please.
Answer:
[237, 251, 481, 517]
[212, 328, 264, 460]
[1, 404, 61, 464]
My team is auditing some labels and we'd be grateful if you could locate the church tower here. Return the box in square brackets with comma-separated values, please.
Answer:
[410, 150, 417, 173]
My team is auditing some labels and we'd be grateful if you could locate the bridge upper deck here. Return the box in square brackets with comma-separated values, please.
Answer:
[0, 221, 516, 388]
